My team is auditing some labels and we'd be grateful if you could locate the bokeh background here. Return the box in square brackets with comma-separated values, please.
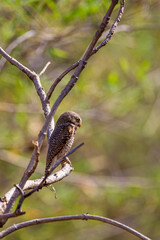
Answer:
[0, 0, 160, 239]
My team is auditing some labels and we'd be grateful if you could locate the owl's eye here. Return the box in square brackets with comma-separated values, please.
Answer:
[76, 118, 80, 122]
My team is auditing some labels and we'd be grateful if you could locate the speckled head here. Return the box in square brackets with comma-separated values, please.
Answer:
[56, 111, 82, 128]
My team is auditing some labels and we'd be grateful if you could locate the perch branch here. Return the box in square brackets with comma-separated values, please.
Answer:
[0, 162, 73, 221]
[0, 214, 151, 240]
[27, 142, 84, 195]
[15, 142, 84, 213]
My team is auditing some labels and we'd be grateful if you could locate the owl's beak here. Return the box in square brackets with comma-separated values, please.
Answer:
[77, 122, 82, 128]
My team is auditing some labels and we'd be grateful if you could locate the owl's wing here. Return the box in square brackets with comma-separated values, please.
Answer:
[45, 124, 74, 173]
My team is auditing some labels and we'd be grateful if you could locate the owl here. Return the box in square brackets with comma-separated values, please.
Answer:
[45, 111, 82, 175]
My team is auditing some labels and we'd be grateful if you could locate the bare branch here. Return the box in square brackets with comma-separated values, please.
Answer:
[0, 214, 151, 240]
[82, 0, 119, 60]
[39, 61, 51, 76]
[91, 0, 125, 55]
[46, 61, 79, 101]
[0, 47, 54, 134]
[0, 211, 25, 220]
[0, 47, 35, 78]
[23, 162, 73, 190]
[0, 162, 73, 221]
[15, 142, 84, 213]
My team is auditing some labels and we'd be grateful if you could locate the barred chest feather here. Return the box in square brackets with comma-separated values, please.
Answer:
[56, 127, 75, 159]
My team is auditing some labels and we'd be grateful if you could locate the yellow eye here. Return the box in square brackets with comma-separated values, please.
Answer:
[76, 118, 80, 122]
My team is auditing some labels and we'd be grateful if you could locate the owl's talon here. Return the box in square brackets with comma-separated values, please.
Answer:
[61, 157, 72, 168]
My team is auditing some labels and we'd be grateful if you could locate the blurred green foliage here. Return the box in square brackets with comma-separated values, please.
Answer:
[0, 0, 160, 239]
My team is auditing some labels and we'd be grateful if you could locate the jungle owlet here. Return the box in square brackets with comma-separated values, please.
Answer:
[45, 111, 82, 175]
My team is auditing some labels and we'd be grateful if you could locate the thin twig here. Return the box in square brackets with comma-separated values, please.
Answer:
[91, 0, 125, 55]
[0, 47, 35, 79]
[0, 211, 25, 220]
[82, 0, 119, 61]
[46, 61, 80, 101]
[39, 61, 51, 76]
[0, 214, 151, 240]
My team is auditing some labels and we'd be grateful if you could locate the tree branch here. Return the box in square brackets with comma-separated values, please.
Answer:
[0, 214, 151, 240]
[0, 47, 54, 137]
[46, 61, 80, 101]
[15, 142, 84, 213]
[39, 61, 51, 76]
[0, 162, 73, 221]
[0, 211, 25, 220]
[0, 0, 124, 226]
[91, 0, 125, 55]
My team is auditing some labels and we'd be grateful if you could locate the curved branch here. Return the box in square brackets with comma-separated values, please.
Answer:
[46, 61, 80, 101]
[0, 214, 151, 240]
